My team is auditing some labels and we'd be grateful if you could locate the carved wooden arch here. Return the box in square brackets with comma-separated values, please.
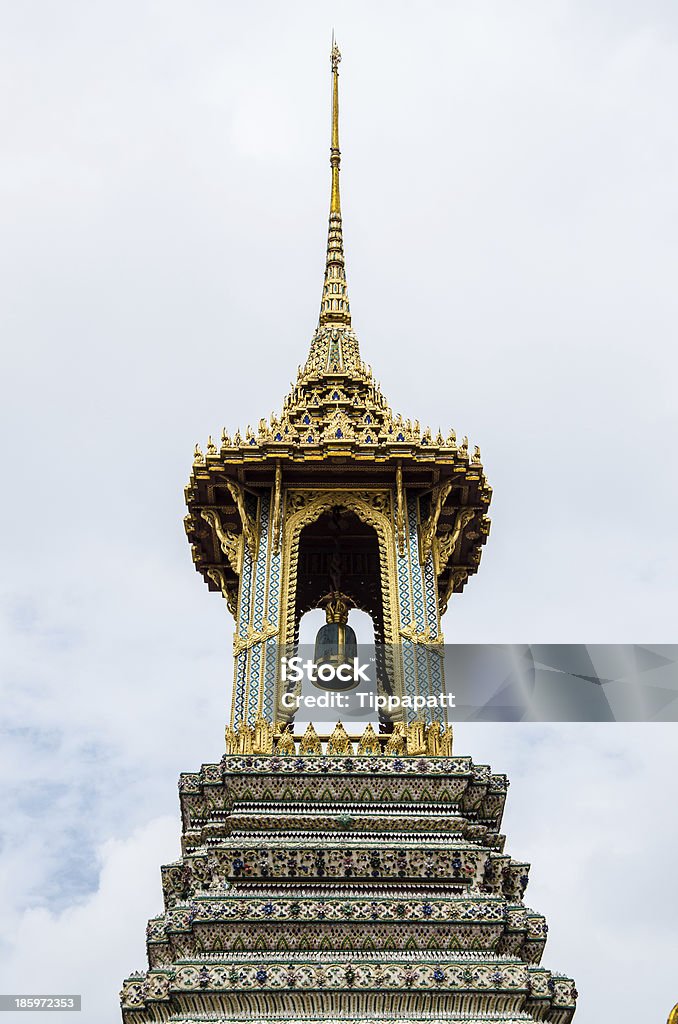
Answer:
[277, 490, 403, 721]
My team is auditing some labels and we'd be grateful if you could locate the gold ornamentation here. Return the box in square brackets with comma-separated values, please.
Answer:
[186, 328, 491, 470]
[440, 724, 453, 756]
[439, 567, 469, 615]
[299, 722, 323, 756]
[272, 461, 282, 555]
[329, 37, 342, 216]
[320, 409, 355, 443]
[419, 479, 455, 565]
[426, 720, 442, 754]
[233, 619, 278, 658]
[225, 725, 236, 753]
[406, 721, 427, 755]
[225, 723, 253, 755]
[201, 509, 242, 575]
[330, 35, 341, 74]
[327, 720, 351, 755]
[321, 592, 351, 624]
[206, 567, 238, 619]
[399, 620, 444, 649]
[436, 508, 477, 574]
[395, 462, 405, 556]
[317, 37, 351, 334]
[357, 722, 381, 755]
[425, 721, 453, 755]
[384, 723, 406, 755]
[252, 715, 274, 754]
[274, 724, 295, 756]
[226, 480, 258, 559]
[285, 489, 391, 518]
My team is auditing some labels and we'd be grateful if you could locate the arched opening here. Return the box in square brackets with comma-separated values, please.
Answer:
[286, 506, 393, 732]
[295, 507, 382, 626]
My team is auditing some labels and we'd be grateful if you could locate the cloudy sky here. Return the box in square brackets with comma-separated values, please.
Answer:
[1, 1, 677, 1021]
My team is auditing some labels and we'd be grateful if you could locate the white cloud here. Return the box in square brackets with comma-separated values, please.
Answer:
[459, 723, 678, 1023]
[0, 817, 178, 1023]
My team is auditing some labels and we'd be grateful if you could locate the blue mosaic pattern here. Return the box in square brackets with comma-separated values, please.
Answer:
[230, 490, 282, 728]
[423, 547, 439, 635]
[233, 513, 254, 727]
[262, 517, 281, 724]
[391, 492, 447, 725]
[246, 493, 269, 726]
[425, 567, 445, 720]
[406, 493, 427, 634]
[421, 514, 445, 721]
[395, 494, 416, 708]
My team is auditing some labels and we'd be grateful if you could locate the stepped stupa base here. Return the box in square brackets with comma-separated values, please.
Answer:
[120, 750, 576, 1024]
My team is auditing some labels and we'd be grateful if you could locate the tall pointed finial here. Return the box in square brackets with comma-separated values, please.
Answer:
[318, 36, 351, 328]
[330, 32, 341, 214]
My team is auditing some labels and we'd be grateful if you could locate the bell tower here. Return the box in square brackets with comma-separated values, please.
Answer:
[184, 39, 491, 741]
[120, 42, 577, 1024]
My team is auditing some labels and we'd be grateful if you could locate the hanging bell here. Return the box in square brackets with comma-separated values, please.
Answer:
[313, 594, 359, 691]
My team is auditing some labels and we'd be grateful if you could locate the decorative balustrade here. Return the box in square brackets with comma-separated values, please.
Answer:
[225, 719, 454, 757]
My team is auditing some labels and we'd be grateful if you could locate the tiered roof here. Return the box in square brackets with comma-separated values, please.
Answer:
[185, 38, 492, 616]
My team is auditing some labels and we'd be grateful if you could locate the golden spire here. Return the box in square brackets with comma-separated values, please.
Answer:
[319, 35, 351, 328]
[330, 35, 341, 214]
